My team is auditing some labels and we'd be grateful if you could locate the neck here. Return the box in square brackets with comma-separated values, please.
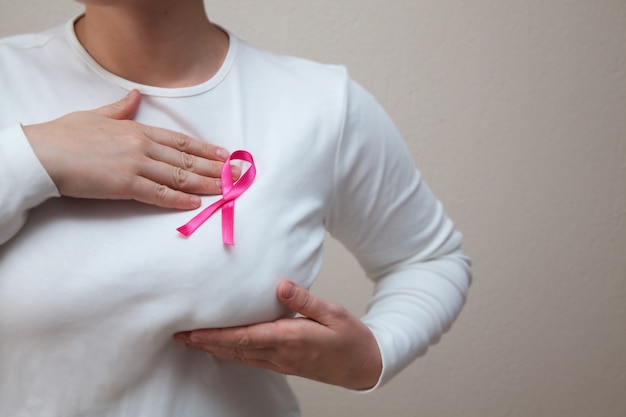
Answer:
[74, 1, 228, 87]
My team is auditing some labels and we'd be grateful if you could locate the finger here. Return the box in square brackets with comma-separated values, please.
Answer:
[92, 89, 141, 120]
[192, 343, 281, 371]
[173, 332, 192, 343]
[181, 338, 284, 371]
[144, 144, 234, 181]
[187, 326, 263, 348]
[210, 348, 287, 372]
[277, 280, 347, 327]
[141, 124, 230, 163]
[186, 338, 328, 380]
[136, 158, 224, 195]
[191, 344, 277, 362]
[186, 321, 295, 350]
[124, 176, 201, 209]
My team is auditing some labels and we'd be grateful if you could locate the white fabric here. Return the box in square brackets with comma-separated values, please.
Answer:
[0, 17, 471, 417]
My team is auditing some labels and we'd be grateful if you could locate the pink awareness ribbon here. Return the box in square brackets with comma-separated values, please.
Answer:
[176, 150, 256, 245]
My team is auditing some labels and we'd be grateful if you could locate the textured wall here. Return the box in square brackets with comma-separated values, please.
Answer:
[1, 1, 625, 416]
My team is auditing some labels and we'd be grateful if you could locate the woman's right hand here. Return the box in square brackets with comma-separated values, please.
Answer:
[22, 89, 236, 210]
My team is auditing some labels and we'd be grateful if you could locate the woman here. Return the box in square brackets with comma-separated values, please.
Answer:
[0, 1, 471, 416]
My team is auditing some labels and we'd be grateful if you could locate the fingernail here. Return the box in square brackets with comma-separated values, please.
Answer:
[215, 179, 222, 190]
[174, 333, 190, 343]
[216, 148, 229, 161]
[281, 281, 297, 299]
[189, 196, 201, 207]
[231, 165, 241, 178]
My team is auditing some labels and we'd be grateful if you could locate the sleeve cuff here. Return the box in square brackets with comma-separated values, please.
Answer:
[0, 124, 60, 243]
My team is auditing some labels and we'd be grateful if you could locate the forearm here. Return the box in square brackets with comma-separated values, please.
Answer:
[361, 247, 471, 389]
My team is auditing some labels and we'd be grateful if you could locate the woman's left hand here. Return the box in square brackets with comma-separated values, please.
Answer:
[174, 280, 382, 390]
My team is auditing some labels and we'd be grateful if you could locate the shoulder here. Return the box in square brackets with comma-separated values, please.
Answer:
[0, 22, 70, 77]
[231, 35, 350, 98]
[0, 24, 65, 51]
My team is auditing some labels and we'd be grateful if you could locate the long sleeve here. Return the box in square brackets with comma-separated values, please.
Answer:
[325, 79, 471, 389]
[0, 124, 59, 245]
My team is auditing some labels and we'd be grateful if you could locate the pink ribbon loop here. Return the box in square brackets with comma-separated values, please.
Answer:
[176, 150, 256, 245]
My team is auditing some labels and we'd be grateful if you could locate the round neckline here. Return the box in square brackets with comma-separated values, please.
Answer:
[64, 15, 237, 98]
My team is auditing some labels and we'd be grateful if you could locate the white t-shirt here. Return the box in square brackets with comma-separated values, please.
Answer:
[0, 17, 471, 417]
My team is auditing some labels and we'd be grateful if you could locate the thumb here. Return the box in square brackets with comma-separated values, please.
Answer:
[93, 89, 141, 120]
[277, 280, 340, 326]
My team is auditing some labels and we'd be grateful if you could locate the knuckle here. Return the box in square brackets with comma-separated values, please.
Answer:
[295, 293, 318, 313]
[118, 119, 139, 129]
[126, 132, 150, 152]
[325, 301, 348, 319]
[153, 184, 170, 203]
[172, 167, 189, 188]
[237, 334, 253, 349]
[273, 360, 295, 375]
[172, 132, 191, 150]
[115, 174, 135, 199]
[180, 152, 195, 170]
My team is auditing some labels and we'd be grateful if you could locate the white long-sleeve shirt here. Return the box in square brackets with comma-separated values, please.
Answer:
[0, 17, 471, 417]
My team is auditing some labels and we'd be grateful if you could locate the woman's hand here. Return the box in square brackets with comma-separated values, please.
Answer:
[174, 281, 383, 390]
[23, 90, 238, 209]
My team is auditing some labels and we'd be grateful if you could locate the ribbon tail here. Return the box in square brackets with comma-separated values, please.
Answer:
[176, 199, 225, 237]
[221, 200, 235, 245]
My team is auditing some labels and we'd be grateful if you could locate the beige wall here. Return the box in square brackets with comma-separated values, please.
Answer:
[2, 1, 625, 416]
